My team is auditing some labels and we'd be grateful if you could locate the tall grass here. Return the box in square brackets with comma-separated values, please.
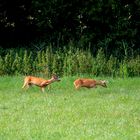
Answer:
[0, 44, 139, 77]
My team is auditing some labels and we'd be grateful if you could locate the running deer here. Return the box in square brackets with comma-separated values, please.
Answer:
[74, 78, 107, 89]
[22, 74, 60, 92]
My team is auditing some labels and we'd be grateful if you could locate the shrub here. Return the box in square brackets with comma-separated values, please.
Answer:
[0, 45, 139, 77]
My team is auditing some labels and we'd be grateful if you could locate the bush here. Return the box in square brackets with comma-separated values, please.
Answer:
[0, 45, 139, 77]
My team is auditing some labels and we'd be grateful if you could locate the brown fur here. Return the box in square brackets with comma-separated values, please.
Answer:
[22, 74, 60, 92]
[74, 78, 107, 89]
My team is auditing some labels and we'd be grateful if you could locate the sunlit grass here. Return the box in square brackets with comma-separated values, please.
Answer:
[0, 76, 140, 139]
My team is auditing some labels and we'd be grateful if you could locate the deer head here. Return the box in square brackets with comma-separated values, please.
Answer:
[100, 80, 107, 87]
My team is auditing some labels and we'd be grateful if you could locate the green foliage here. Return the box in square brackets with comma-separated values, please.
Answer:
[3, 50, 15, 74]
[119, 62, 128, 78]
[93, 49, 106, 76]
[63, 47, 77, 76]
[0, 46, 139, 77]
[106, 55, 118, 77]
[127, 55, 140, 77]
[0, 56, 4, 75]
[12, 53, 22, 75]
[22, 51, 33, 75]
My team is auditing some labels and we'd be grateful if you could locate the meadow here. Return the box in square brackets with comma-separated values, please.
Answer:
[0, 76, 140, 140]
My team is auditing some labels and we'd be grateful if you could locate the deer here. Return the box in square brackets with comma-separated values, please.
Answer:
[22, 74, 60, 92]
[74, 78, 107, 89]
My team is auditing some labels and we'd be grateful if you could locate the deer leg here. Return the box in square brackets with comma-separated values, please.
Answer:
[41, 87, 45, 92]
[75, 85, 81, 89]
[22, 82, 28, 89]
[47, 85, 51, 90]
[22, 82, 30, 90]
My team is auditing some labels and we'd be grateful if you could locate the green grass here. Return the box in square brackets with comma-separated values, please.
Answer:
[0, 76, 140, 140]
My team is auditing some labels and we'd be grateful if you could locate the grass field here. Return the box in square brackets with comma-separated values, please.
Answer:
[0, 76, 140, 140]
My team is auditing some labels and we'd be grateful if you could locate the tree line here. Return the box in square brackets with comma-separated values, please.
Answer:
[0, 0, 140, 58]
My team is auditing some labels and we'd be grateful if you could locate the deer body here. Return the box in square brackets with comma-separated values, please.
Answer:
[22, 75, 60, 92]
[74, 78, 107, 89]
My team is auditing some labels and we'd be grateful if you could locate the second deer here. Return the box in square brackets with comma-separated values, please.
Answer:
[74, 78, 107, 89]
